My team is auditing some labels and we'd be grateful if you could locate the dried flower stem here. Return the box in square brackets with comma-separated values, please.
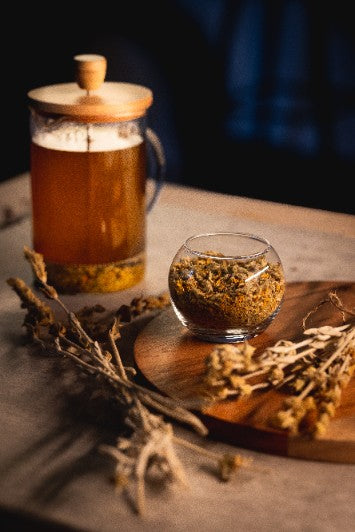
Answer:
[204, 318, 355, 437]
[302, 290, 355, 329]
[173, 436, 252, 481]
[108, 319, 127, 379]
[7, 247, 250, 514]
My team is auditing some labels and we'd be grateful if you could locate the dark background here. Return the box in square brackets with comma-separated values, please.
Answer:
[1, 0, 354, 214]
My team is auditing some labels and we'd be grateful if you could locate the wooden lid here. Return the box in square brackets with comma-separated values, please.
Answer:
[28, 55, 153, 122]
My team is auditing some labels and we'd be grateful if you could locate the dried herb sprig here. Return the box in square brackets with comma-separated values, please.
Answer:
[73, 292, 171, 342]
[272, 324, 355, 437]
[204, 321, 355, 438]
[8, 247, 250, 514]
[6, 277, 55, 344]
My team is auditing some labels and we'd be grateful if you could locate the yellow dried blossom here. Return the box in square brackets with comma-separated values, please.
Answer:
[272, 410, 298, 433]
[320, 402, 336, 417]
[284, 396, 302, 409]
[293, 378, 306, 392]
[268, 367, 285, 385]
[218, 454, 249, 481]
[302, 396, 316, 410]
[313, 421, 328, 438]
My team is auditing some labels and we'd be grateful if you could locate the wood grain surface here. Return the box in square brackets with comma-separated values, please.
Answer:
[134, 281, 355, 463]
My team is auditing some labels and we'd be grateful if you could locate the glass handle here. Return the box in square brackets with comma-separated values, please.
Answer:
[146, 127, 166, 212]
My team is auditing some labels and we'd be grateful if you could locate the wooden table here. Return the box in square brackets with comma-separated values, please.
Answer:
[0, 174, 354, 531]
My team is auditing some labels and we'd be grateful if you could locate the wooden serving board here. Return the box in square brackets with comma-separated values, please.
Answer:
[134, 281, 355, 463]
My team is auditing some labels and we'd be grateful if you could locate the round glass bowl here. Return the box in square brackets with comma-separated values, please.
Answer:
[168, 232, 285, 343]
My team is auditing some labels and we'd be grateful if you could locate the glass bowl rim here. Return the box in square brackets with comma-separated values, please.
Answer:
[182, 232, 272, 260]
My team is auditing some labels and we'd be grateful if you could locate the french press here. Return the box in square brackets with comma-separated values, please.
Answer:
[28, 54, 164, 293]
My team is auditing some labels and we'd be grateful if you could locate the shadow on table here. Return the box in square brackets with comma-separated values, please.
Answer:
[1, 313, 158, 510]
[0, 506, 77, 531]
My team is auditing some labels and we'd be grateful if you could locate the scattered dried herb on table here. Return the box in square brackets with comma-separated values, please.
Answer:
[169, 253, 285, 330]
[7, 247, 250, 515]
[73, 292, 171, 342]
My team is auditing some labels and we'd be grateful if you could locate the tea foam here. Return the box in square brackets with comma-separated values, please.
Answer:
[32, 123, 143, 152]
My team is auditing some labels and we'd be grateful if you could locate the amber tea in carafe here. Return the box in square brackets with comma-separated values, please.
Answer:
[28, 55, 163, 293]
[31, 122, 147, 291]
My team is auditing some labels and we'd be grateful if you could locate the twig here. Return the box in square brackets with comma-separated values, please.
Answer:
[302, 290, 355, 329]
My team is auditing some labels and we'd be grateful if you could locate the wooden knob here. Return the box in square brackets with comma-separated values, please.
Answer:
[74, 54, 107, 92]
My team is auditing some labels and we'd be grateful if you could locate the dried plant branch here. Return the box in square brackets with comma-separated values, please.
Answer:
[302, 290, 355, 329]
[172, 436, 251, 481]
[108, 319, 126, 379]
[7, 247, 249, 514]
[7, 277, 55, 343]
[204, 317, 355, 438]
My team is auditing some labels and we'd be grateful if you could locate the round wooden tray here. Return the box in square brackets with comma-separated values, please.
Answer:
[134, 281, 355, 463]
